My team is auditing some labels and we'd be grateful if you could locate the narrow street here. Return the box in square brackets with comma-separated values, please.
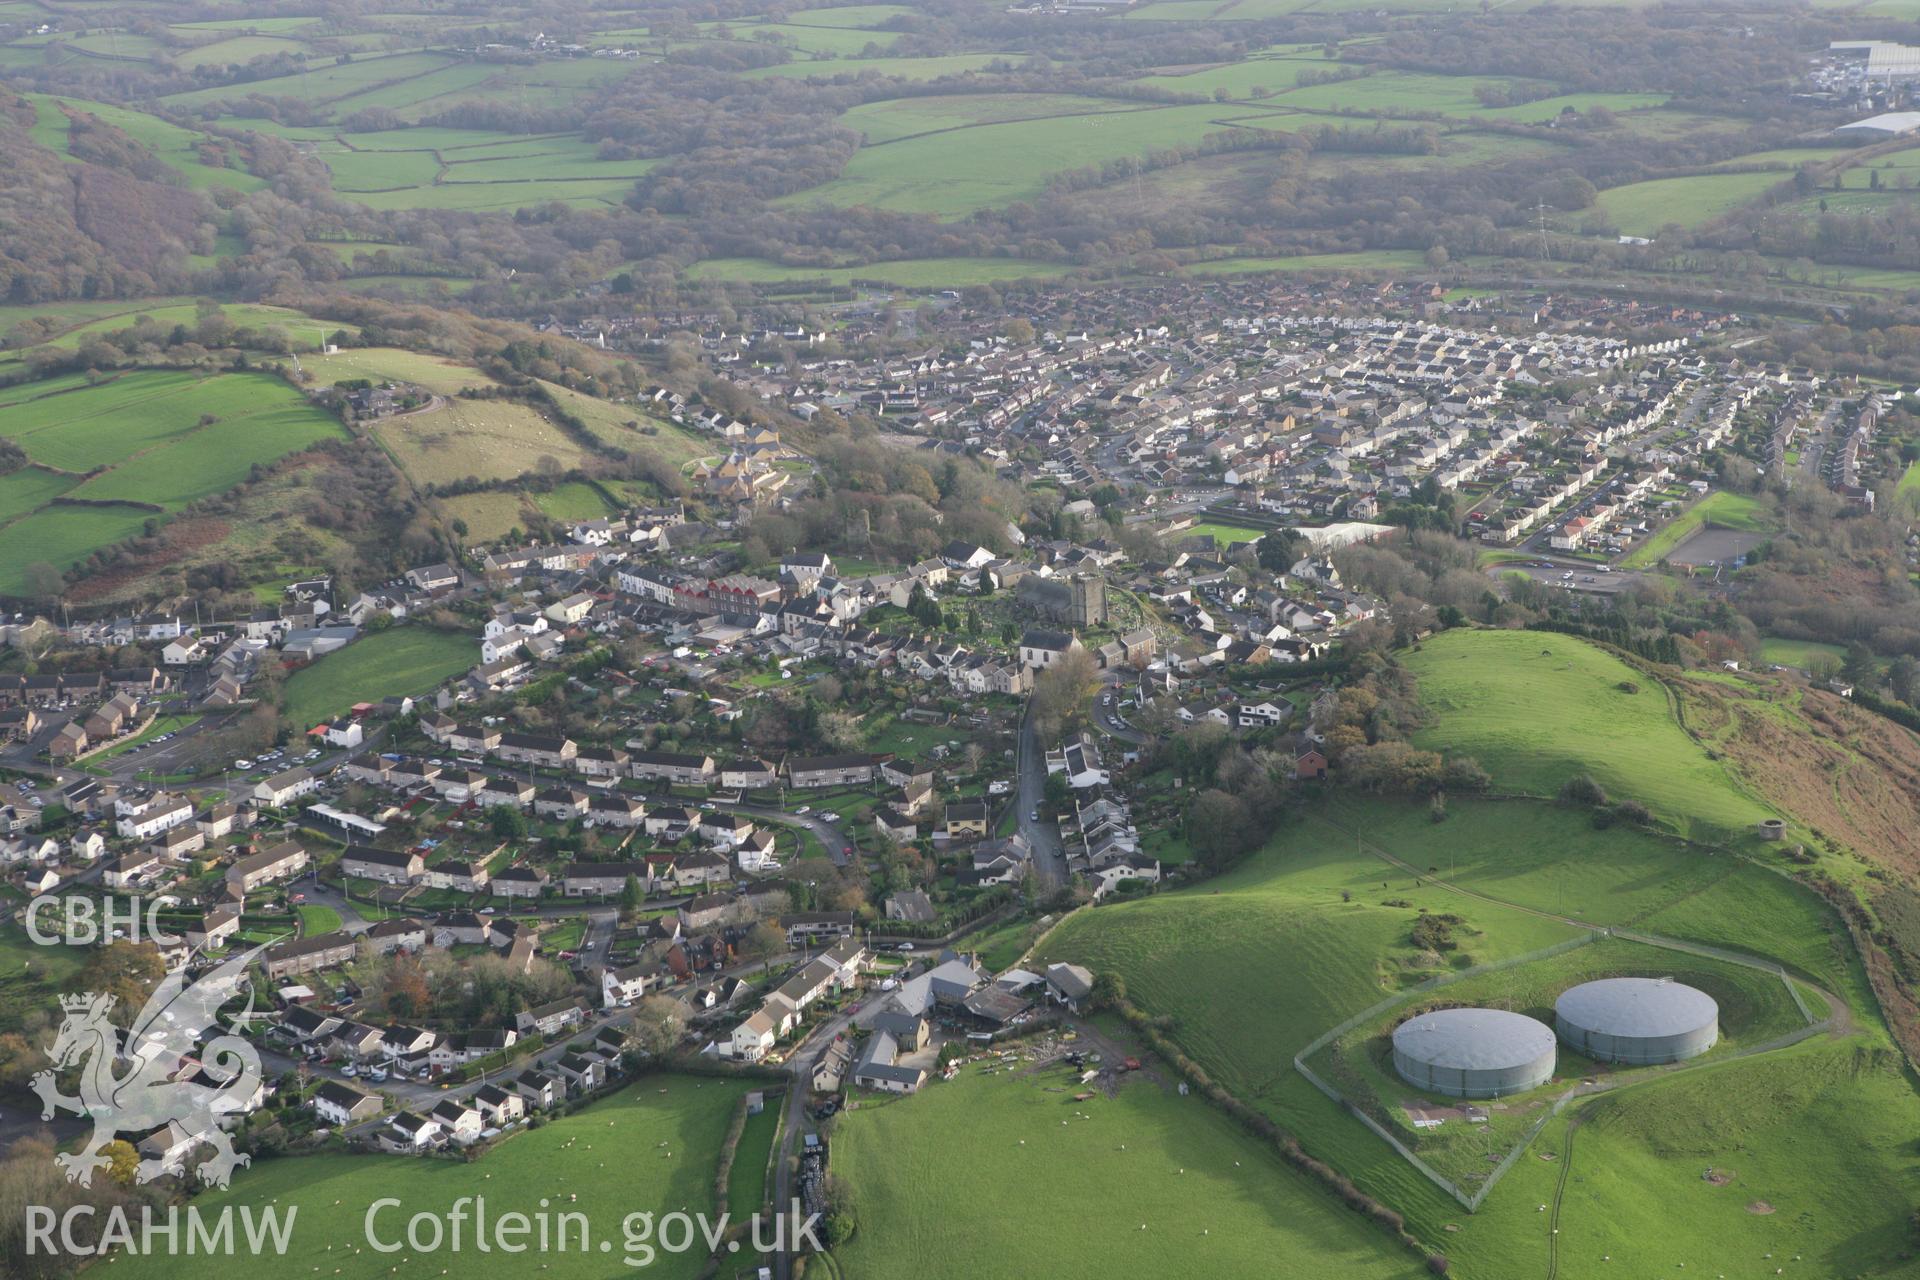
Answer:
[1015, 701, 1066, 891]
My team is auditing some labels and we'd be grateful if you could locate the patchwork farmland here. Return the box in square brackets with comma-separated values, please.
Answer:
[0, 369, 344, 594]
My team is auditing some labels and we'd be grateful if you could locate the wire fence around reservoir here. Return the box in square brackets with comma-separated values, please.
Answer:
[1291, 926, 1833, 1213]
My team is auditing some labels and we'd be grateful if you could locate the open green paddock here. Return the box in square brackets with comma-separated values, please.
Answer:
[786, 101, 1298, 216]
[743, 52, 1039, 81]
[1403, 628, 1772, 839]
[0, 368, 343, 594]
[109, 1074, 755, 1280]
[170, 34, 312, 69]
[1185, 250, 1430, 276]
[537, 381, 713, 467]
[832, 1064, 1424, 1280]
[282, 626, 475, 730]
[1756, 636, 1846, 672]
[1618, 489, 1772, 569]
[0, 369, 340, 478]
[301, 346, 494, 395]
[1590, 170, 1788, 237]
[684, 255, 1077, 288]
[839, 92, 1157, 145]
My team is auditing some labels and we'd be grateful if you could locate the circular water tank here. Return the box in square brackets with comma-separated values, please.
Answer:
[1391, 1007, 1557, 1100]
[1555, 977, 1718, 1065]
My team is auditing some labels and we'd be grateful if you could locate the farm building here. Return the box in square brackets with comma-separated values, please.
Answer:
[1391, 1008, 1557, 1100]
[1554, 977, 1718, 1065]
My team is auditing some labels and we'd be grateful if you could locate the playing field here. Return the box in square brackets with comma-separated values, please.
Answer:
[1183, 520, 1268, 547]
[1402, 628, 1772, 839]
[832, 1066, 1424, 1280]
[111, 1075, 755, 1280]
[282, 627, 474, 730]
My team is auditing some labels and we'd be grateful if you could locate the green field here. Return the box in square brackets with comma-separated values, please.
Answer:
[1402, 628, 1771, 839]
[1038, 782, 1910, 1277]
[282, 627, 474, 730]
[0, 369, 345, 594]
[1590, 171, 1788, 237]
[1183, 520, 1267, 547]
[112, 1075, 753, 1280]
[832, 1065, 1423, 1280]
[684, 255, 1076, 287]
[22, 92, 264, 192]
[1619, 489, 1773, 569]
[784, 101, 1296, 216]
[1756, 636, 1847, 672]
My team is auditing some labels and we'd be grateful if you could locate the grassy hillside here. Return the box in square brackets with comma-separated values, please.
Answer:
[832, 1064, 1424, 1280]
[0, 369, 345, 595]
[1403, 628, 1772, 840]
[112, 1075, 749, 1280]
[1035, 791, 1911, 1277]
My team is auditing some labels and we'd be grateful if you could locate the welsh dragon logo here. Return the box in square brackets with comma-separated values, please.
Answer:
[32, 946, 265, 1189]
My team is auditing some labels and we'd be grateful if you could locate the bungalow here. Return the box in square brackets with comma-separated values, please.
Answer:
[784, 912, 855, 946]
[851, 1030, 926, 1094]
